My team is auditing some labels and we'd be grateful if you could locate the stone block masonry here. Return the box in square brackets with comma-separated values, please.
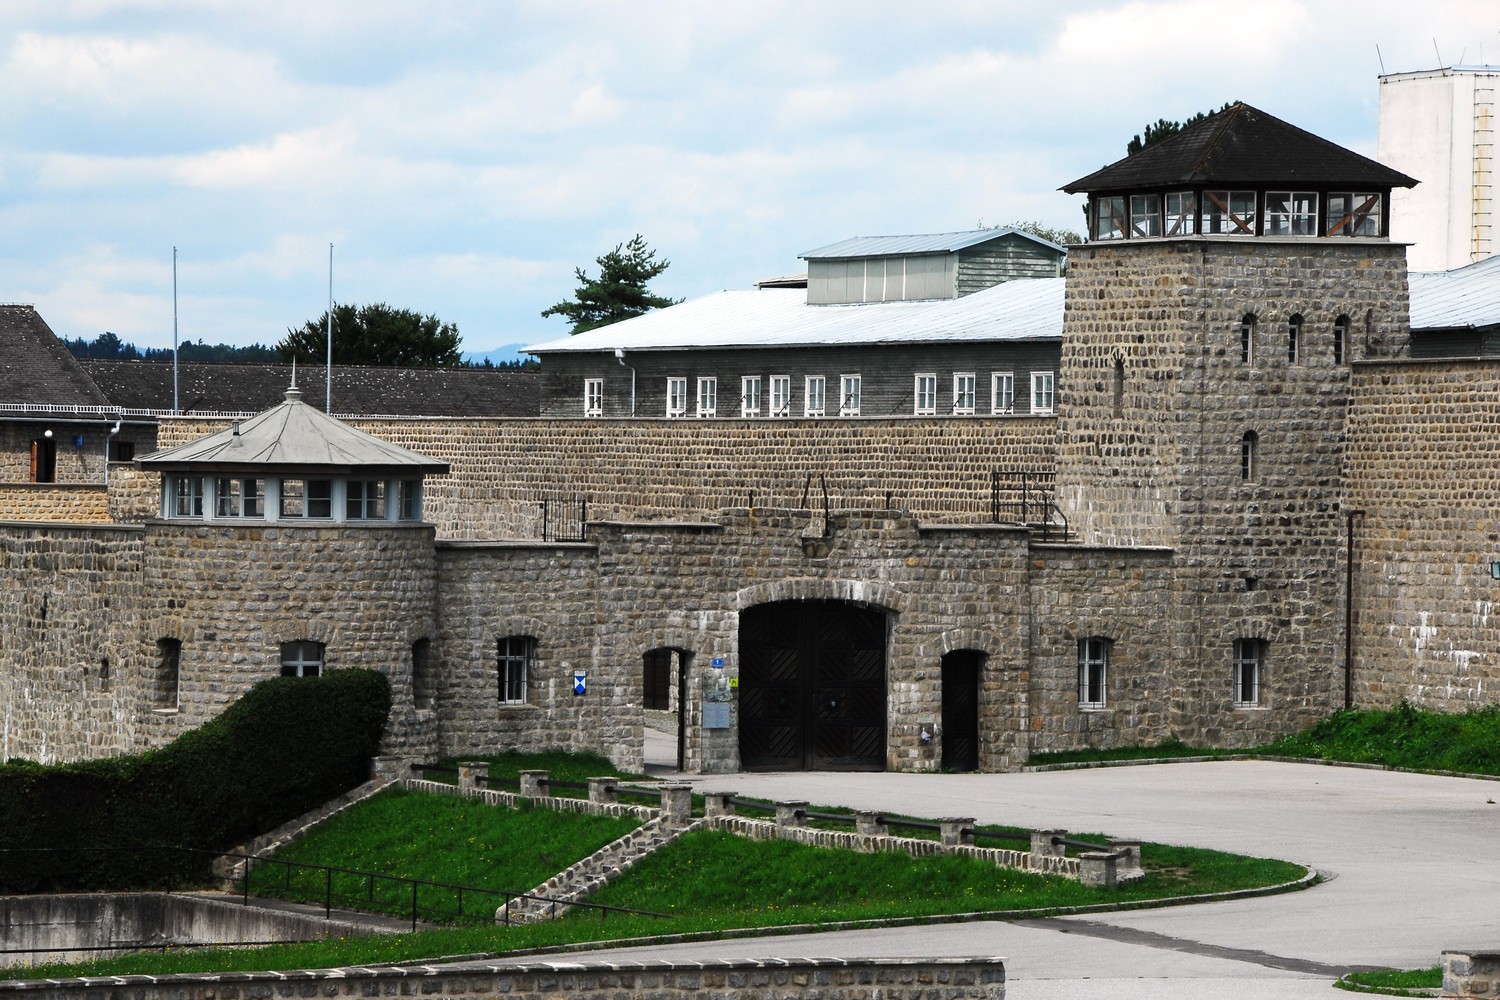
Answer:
[0, 957, 1006, 1000]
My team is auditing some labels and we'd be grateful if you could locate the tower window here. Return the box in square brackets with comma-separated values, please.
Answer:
[1112, 358, 1124, 416]
[1333, 315, 1349, 365]
[1165, 191, 1197, 235]
[1233, 639, 1264, 707]
[1078, 637, 1110, 709]
[1239, 314, 1256, 364]
[1287, 314, 1303, 365]
[280, 640, 324, 678]
[1129, 193, 1161, 237]
[498, 636, 536, 705]
[1265, 192, 1318, 236]
[1202, 191, 1257, 235]
[1241, 431, 1259, 483]
[1093, 196, 1126, 240]
[1326, 193, 1382, 237]
[155, 638, 181, 708]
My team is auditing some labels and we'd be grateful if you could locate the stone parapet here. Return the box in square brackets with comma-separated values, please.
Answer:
[0, 485, 111, 524]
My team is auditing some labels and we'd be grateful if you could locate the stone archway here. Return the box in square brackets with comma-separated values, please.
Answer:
[738, 600, 887, 771]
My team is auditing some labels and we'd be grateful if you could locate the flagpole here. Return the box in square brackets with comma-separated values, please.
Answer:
[172, 246, 179, 415]
[326, 243, 333, 414]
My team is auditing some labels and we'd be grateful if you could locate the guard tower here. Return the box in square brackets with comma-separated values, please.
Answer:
[1053, 103, 1416, 743]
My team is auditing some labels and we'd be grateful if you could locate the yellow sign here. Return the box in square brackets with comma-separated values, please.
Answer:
[729, 677, 739, 689]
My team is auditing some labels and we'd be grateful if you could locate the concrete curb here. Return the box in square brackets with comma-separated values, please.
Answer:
[1022, 752, 1500, 783]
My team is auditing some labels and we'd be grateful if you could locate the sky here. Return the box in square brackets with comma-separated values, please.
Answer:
[1, 1, 1497, 360]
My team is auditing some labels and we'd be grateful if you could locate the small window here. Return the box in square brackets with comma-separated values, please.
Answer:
[171, 476, 204, 518]
[1241, 431, 1259, 483]
[697, 377, 717, 418]
[1265, 192, 1318, 236]
[155, 638, 181, 708]
[1130, 193, 1161, 237]
[991, 372, 1015, 415]
[741, 376, 762, 417]
[953, 373, 976, 415]
[770, 376, 791, 417]
[281, 479, 333, 519]
[412, 638, 434, 710]
[1093, 196, 1126, 240]
[1112, 358, 1124, 416]
[1165, 191, 1197, 235]
[347, 480, 386, 520]
[1333, 315, 1349, 365]
[666, 377, 687, 418]
[215, 478, 264, 518]
[584, 378, 604, 417]
[1287, 314, 1302, 365]
[1031, 371, 1055, 415]
[1078, 637, 1109, 708]
[1239, 313, 1256, 364]
[31, 438, 56, 484]
[804, 376, 826, 417]
[280, 640, 324, 678]
[839, 375, 861, 416]
[1202, 190, 1256, 235]
[397, 480, 421, 521]
[1233, 638, 1263, 707]
[1326, 193, 1382, 237]
[498, 635, 535, 705]
[108, 440, 135, 462]
[914, 374, 937, 415]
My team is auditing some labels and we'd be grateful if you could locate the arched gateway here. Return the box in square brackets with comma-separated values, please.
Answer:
[737, 600, 887, 771]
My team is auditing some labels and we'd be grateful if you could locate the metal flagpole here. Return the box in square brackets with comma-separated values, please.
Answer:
[172, 246, 179, 415]
[326, 244, 333, 413]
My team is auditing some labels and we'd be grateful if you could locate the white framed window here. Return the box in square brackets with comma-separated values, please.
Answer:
[741, 376, 762, 417]
[697, 377, 717, 418]
[1202, 190, 1257, 235]
[1078, 637, 1109, 708]
[839, 374, 861, 416]
[953, 373, 976, 415]
[170, 475, 204, 518]
[804, 376, 826, 417]
[1333, 314, 1349, 365]
[498, 635, 535, 705]
[1030, 371, 1055, 414]
[584, 378, 604, 417]
[1265, 192, 1317, 236]
[1240, 313, 1256, 364]
[280, 640, 324, 678]
[1327, 193, 1381, 237]
[666, 377, 688, 418]
[1241, 431, 1259, 483]
[914, 374, 937, 415]
[991, 372, 1015, 414]
[1130, 193, 1161, 237]
[1233, 638, 1263, 707]
[1093, 196, 1126, 240]
[279, 479, 333, 519]
[347, 479, 386, 520]
[1165, 191, 1197, 235]
[770, 375, 791, 417]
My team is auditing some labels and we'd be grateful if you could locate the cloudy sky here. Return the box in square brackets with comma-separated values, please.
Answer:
[1, 1, 1496, 358]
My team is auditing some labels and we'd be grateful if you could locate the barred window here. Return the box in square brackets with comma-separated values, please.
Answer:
[498, 636, 536, 705]
[1078, 637, 1109, 708]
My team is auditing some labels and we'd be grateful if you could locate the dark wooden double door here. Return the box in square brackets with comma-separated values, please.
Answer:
[738, 601, 887, 771]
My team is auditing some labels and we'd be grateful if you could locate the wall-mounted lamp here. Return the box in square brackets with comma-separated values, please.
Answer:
[43, 428, 53, 439]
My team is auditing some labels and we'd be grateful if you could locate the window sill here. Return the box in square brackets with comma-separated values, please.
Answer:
[498, 702, 539, 712]
[150, 707, 180, 716]
[1078, 704, 1109, 713]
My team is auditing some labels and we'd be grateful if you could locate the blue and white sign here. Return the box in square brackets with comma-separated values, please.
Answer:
[712, 657, 725, 668]
[573, 670, 587, 695]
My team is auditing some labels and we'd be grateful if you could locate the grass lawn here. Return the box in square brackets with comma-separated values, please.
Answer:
[1336, 965, 1442, 995]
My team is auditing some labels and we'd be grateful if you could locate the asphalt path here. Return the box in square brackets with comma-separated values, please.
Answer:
[586, 731, 1500, 998]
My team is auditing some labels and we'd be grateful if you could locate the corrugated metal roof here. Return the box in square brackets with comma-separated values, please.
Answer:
[526, 279, 1065, 355]
[1409, 255, 1500, 331]
[139, 385, 449, 473]
[800, 227, 1062, 259]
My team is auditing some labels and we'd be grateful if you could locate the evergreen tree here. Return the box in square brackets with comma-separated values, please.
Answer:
[277, 303, 463, 368]
[541, 234, 680, 335]
[1126, 103, 1234, 155]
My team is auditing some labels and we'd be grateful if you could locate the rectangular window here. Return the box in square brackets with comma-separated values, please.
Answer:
[953, 373, 976, 415]
[1265, 192, 1317, 236]
[741, 376, 762, 417]
[1078, 637, 1109, 708]
[280, 640, 324, 678]
[1130, 193, 1161, 237]
[770, 376, 791, 417]
[397, 480, 420, 520]
[172, 476, 204, 518]
[155, 638, 181, 709]
[697, 377, 718, 418]
[804, 376, 826, 417]
[1093, 195, 1126, 240]
[108, 440, 135, 462]
[347, 479, 386, 520]
[215, 477, 241, 518]
[1201, 190, 1257, 235]
[1165, 191, 1197, 235]
[839, 375, 861, 416]
[1031, 371, 1056, 414]
[914, 373, 937, 415]
[1327, 193, 1382, 237]
[666, 377, 687, 418]
[991, 372, 1015, 414]
[498, 636, 535, 705]
[1233, 639, 1263, 707]
[584, 378, 604, 417]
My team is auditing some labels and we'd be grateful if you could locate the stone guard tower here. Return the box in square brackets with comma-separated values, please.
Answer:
[1055, 104, 1416, 744]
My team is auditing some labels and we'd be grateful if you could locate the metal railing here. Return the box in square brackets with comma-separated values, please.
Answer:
[538, 496, 588, 542]
[991, 469, 1069, 539]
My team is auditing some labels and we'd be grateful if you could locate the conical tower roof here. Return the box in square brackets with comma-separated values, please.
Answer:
[138, 384, 449, 475]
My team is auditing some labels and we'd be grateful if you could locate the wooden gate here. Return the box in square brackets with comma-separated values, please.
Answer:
[738, 600, 887, 771]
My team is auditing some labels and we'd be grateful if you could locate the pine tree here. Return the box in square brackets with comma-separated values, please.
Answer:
[541, 235, 680, 335]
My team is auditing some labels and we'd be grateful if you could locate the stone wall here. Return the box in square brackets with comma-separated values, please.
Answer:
[1346, 358, 1500, 711]
[0, 957, 1005, 1000]
[0, 486, 110, 524]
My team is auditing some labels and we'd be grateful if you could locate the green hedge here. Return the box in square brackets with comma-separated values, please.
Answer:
[0, 668, 391, 892]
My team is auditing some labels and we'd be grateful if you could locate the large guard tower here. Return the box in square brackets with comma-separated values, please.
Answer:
[1055, 104, 1416, 743]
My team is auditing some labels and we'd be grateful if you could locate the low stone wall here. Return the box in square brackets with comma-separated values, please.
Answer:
[0, 956, 1006, 1000]
[0, 485, 110, 524]
[1445, 950, 1500, 997]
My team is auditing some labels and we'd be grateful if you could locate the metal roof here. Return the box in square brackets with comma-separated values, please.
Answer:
[1409, 255, 1500, 331]
[526, 278, 1065, 355]
[138, 384, 450, 474]
[800, 227, 1064, 260]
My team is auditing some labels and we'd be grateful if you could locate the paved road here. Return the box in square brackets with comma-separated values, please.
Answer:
[611, 731, 1500, 997]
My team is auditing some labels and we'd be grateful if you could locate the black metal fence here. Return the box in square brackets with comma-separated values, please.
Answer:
[538, 496, 588, 542]
[991, 469, 1068, 538]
